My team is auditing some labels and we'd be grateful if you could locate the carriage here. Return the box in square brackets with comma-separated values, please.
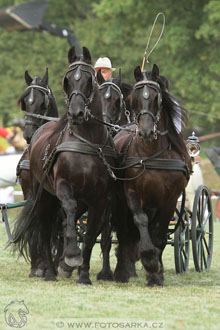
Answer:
[0, 47, 215, 286]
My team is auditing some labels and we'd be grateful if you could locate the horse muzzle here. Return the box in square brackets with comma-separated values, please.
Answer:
[68, 108, 85, 125]
[137, 127, 155, 143]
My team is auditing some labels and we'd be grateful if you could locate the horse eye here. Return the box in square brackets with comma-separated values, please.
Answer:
[115, 99, 120, 108]
[63, 77, 69, 93]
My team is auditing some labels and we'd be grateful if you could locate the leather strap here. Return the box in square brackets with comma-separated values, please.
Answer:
[56, 141, 117, 158]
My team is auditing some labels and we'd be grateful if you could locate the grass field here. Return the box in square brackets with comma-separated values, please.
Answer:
[0, 211, 219, 330]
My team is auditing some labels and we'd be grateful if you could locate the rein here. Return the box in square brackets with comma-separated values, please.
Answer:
[86, 109, 135, 133]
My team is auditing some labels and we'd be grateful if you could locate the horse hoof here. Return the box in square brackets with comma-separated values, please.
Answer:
[58, 266, 72, 278]
[29, 269, 37, 278]
[65, 255, 83, 267]
[114, 271, 129, 283]
[97, 271, 113, 281]
[77, 278, 92, 285]
[44, 276, 57, 282]
[36, 269, 45, 277]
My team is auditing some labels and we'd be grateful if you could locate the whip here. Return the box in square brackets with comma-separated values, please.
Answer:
[141, 12, 166, 71]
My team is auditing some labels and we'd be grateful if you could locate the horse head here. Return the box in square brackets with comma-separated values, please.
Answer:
[97, 69, 124, 125]
[18, 68, 57, 143]
[63, 46, 96, 125]
[97, 69, 133, 126]
[131, 64, 162, 142]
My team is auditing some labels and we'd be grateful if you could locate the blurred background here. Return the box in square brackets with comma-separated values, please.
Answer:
[0, 0, 220, 212]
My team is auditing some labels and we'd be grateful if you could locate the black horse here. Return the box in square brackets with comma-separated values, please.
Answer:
[12, 46, 116, 284]
[95, 70, 137, 280]
[15, 68, 60, 277]
[113, 64, 192, 286]
[97, 69, 133, 127]
[18, 68, 59, 144]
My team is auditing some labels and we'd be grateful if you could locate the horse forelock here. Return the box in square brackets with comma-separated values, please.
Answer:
[17, 90, 29, 106]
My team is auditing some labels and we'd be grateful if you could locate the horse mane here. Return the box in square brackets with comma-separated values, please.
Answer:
[158, 81, 189, 156]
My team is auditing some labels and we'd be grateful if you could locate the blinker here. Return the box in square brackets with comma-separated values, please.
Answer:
[74, 66, 81, 81]
[143, 85, 149, 99]
[28, 88, 34, 104]
[104, 86, 111, 99]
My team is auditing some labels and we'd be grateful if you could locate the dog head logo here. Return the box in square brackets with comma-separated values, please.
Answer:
[4, 300, 29, 328]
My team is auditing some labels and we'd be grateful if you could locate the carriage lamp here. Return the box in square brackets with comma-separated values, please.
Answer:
[186, 131, 200, 160]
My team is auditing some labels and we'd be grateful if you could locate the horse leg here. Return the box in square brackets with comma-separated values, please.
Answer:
[126, 193, 160, 279]
[58, 217, 75, 278]
[56, 187, 83, 269]
[96, 221, 114, 281]
[35, 192, 59, 281]
[77, 201, 108, 285]
[147, 206, 176, 287]
[58, 202, 87, 278]
[127, 259, 138, 278]
[113, 203, 134, 283]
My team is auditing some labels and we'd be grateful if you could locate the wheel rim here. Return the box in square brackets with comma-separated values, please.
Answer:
[174, 210, 190, 273]
[191, 185, 213, 272]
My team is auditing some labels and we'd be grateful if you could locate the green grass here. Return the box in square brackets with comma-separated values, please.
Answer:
[0, 216, 220, 330]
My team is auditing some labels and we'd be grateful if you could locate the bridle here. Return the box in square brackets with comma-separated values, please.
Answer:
[134, 79, 167, 140]
[63, 61, 97, 121]
[23, 83, 53, 128]
[99, 81, 126, 124]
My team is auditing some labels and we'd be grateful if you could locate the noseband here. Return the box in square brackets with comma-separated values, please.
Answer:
[99, 81, 125, 124]
[64, 61, 96, 120]
[134, 79, 166, 139]
[24, 84, 52, 128]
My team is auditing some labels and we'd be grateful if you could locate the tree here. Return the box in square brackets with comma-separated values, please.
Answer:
[0, 0, 219, 135]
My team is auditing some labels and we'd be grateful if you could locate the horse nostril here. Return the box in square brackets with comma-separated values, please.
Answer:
[77, 110, 84, 119]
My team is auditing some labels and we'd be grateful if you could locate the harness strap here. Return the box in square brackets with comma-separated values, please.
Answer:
[2, 207, 15, 243]
[124, 157, 189, 178]
[25, 113, 60, 122]
[19, 160, 30, 171]
[55, 141, 117, 158]
[112, 143, 169, 171]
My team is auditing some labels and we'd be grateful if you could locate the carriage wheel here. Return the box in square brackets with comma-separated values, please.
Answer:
[216, 197, 220, 222]
[191, 184, 213, 272]
[174, 209, 190, 273]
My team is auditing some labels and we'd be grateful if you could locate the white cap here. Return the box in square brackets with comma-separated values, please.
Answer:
[94, 57, 115, 71]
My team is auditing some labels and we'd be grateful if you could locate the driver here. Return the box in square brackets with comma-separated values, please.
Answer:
[94, 57, 115, 81]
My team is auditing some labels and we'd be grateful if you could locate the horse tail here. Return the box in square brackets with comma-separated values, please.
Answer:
[10, 196, 39, 262]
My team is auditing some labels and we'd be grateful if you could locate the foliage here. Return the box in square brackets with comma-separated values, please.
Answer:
[0, 0, 219, 136]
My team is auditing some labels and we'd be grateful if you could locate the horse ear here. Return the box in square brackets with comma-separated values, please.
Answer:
[24, 70, 33, 86]
[68, 46, 76, 64]
[41, 68, 48, 86]
[152, 64, 159, 80]
[82, 46, 92, 62]
[97, 69, 105, 85]
[134, 66, 142, 82]
[121, 82, 132, 100]
[114, 68, 122, 86]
